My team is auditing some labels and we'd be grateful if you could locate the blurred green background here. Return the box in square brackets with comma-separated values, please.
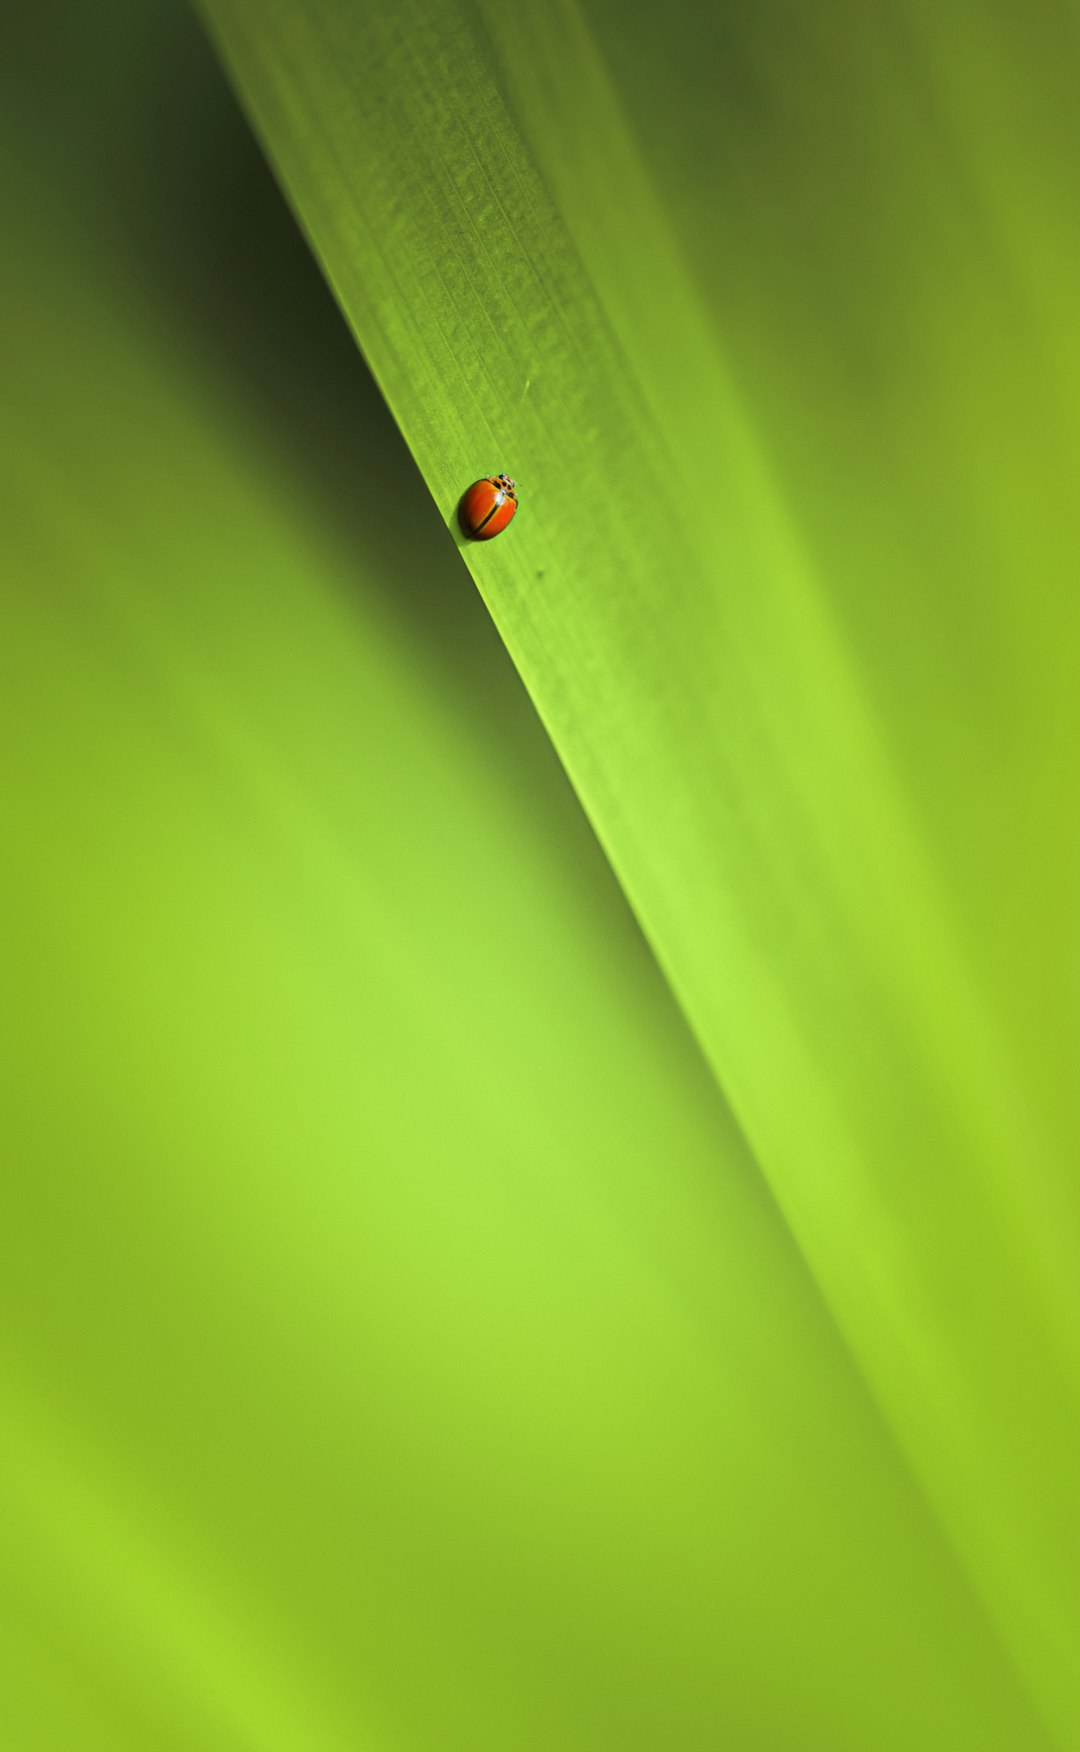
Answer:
[2, 0, 1078, 1748]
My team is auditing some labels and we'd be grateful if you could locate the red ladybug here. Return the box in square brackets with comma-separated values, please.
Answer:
[459, 473, 518, 540]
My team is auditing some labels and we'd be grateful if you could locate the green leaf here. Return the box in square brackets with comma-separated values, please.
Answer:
[200, 0, 1080, 1741]
[4, 6, 1054, 1749]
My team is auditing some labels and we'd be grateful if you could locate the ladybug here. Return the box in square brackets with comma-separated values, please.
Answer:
[459, 473, 518, 540]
